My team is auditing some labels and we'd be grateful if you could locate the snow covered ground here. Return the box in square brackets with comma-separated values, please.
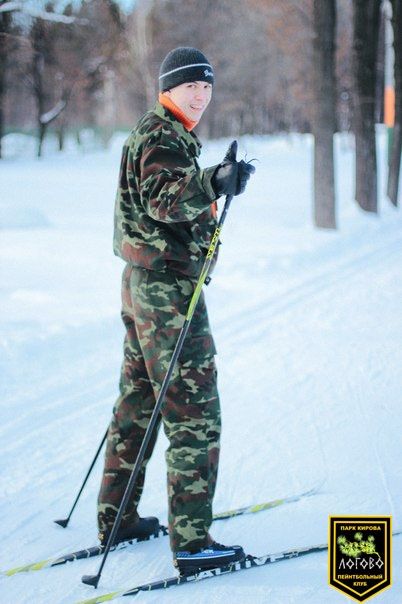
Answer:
[0, 129, 401, 604]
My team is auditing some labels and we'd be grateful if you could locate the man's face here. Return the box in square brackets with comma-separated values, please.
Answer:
[164, 81, 213, 121]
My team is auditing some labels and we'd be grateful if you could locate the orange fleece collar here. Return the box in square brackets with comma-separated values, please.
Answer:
[158, 93, 198, 131]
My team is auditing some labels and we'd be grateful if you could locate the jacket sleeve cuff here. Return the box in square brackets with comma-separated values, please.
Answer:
[199, 164, 220, 201]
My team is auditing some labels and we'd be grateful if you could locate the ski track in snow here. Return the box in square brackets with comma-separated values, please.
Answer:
[1, 132, 402, 603]
[216, 228, 402, 346]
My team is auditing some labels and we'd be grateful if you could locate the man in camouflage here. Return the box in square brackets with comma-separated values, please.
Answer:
[98, 47, 254, 573]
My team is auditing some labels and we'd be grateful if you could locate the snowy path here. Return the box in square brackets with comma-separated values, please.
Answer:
[1, 133, 402, 603]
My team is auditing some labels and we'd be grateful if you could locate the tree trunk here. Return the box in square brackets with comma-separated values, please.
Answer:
[375, 3, 386, 124]
[0, 5, 11, 159]
[312, 0, 337, 229]
[31, 19, 47, 158]
[57, 126, 64, 151]
[353, 0, 381, 213]
[38, 121, 46, 157]
[134, 0, 155, 108]
[387, 0, 401, 205]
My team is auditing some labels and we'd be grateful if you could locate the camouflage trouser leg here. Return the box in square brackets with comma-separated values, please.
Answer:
[97, 266, 161, 534]
[97, 264, 221, 553]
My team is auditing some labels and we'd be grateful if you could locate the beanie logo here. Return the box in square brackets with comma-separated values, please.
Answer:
[204, 69, 213, 77]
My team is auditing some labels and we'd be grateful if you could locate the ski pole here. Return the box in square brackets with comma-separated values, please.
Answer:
[54, 428, 108, 528]
[82, 165, 237, 589]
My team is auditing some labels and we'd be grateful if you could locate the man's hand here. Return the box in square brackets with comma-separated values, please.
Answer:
[211, 140, 256, 198]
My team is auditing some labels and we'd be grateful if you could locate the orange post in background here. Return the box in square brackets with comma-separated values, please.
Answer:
[384, 85, 395, 127]
[384, 86, 395, 166]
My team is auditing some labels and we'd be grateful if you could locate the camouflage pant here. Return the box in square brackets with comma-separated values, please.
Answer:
[98, 264, 221, 552]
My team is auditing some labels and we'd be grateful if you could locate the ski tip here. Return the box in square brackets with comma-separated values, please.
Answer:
[76, 591, 122, 604]
[82, 574, 100, 588]
[2, 559, 51, 576]
[54, 518, 69, 528]
[299, 481, 325, 498]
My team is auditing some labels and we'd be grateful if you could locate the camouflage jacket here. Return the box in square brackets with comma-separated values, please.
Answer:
[113, 101, 219, 278]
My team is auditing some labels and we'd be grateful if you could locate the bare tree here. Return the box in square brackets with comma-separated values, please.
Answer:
[29, 8, 74, 156]
[74, 0, 125, 146]
[128, 0, 156, 110]
[335, 0, 354, 134]
[0, 1, 12, 158]
[29, 14, 59, 157]
[352, 0, 381, 213]
[246, 0, 315, 133]
[1, 1, 87, 157]
[387, 0, 401, 205]
[312, 0, 337, 228]
[376, 2, 386, 124]
[21, 0, 124, 155]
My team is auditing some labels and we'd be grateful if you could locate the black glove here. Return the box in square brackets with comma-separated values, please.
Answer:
[211, 140, 256, 197]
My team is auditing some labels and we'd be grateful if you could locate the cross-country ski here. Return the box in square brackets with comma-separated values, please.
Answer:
[2, 487, 318, 577]
[76, 543, 329, 604]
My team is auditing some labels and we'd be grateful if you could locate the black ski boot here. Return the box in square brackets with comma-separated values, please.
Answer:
[99, 516, 160, 546]
[174, 541, 246, 576]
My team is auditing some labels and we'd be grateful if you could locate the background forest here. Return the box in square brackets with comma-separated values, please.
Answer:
[1, 0, 401, 222]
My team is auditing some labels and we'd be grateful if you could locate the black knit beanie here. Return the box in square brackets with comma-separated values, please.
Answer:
[159, 47, 214, 92]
